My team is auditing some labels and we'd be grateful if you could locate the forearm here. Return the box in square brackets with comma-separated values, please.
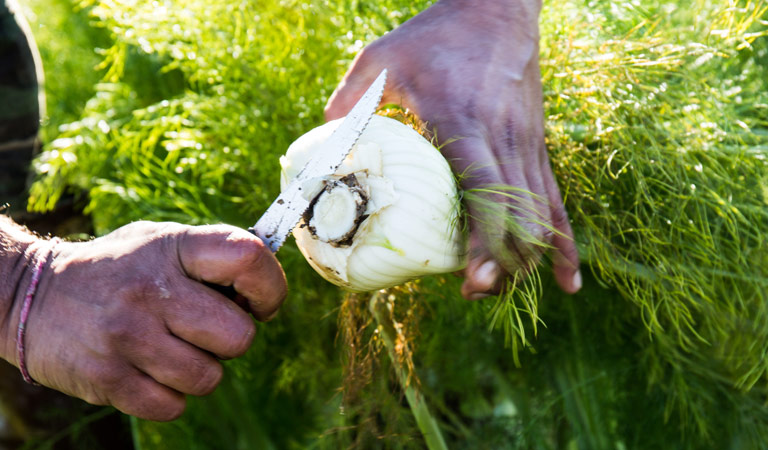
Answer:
[0, 216, 39, 364]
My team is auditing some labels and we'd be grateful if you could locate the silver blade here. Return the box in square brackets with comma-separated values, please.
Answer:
[250, 68, 387, 252]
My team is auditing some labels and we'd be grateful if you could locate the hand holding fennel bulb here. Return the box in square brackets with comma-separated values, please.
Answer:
[325, 0, 582, 298]
[280, 115, 465, 292]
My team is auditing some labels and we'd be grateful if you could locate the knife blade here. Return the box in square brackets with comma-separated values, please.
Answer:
[249, 68, 387, 253]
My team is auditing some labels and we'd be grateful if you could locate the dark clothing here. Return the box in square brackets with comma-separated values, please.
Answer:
[0, 0, 41, 211]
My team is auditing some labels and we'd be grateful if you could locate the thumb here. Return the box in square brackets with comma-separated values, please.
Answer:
[177, 225, 287, 321]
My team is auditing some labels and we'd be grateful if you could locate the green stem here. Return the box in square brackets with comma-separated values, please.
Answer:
[29, 407, 116, 448]
[130, 415, 143, 450]
[368, 292, 448, 450]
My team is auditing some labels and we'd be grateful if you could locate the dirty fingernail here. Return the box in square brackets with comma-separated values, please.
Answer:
[572, 270, 582, 291]
[474, 260, 501, 290]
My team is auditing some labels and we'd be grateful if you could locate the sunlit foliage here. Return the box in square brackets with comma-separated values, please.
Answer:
[25, 0, 768, 448]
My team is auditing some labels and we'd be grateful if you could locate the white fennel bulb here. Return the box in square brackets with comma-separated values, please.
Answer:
[280, 115, 466, 292]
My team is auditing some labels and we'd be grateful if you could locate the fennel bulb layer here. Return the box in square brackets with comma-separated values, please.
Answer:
[280, 115, 466, 292]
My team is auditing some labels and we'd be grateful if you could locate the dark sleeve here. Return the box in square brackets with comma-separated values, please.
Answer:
[0, 0, 42, 208]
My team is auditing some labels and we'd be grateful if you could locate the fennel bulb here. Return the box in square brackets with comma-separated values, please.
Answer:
[280, 115, 466, 292]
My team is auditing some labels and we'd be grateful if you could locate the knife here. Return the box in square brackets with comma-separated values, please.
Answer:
[208, 69, 387, 300]
[248, 68, 387, 252]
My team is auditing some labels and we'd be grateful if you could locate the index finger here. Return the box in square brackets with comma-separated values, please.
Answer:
[177, 225, 287, 321]
[324, 45, 403, 121]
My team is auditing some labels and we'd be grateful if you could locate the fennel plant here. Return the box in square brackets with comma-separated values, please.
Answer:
[23, 0, 768, 448]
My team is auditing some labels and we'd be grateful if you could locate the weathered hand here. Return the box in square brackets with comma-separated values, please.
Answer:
[6, 221, 286, 421]
[325, 0, 581, 298]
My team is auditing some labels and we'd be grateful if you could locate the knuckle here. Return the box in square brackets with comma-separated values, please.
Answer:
[125, 383, 186, 422]
[159, 225, 186, 252]
[540, 227, 555, 245]
[221, 320, 256, 358]
[238, 242, 287, 297]
[189, 361, 223, 396]
[85, 361, 129, 395]
[528, 222, 548, 245]
[149, 395, 186, 422]
[217, 228, 270, 268]
[133, 273, 172, 301]
[550, 202, 570, 228]
[132, 274, 155, 294]
[162, 402, 187, 422]
[151, 221, 187, 238]
[240, 237, 270, 267]
[109, 220, 151, 238]
[458, 161, 501, 188]
[121, 220, 184, 244]
[104, 315, 140, 345]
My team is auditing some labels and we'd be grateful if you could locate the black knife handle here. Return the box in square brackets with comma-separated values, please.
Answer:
[204, 282, 238, 300]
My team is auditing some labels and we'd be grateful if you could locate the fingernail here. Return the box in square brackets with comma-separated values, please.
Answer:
[572, 270, 582, 291]
[474, 260, 501, 290]
[468, 292, 490, 301]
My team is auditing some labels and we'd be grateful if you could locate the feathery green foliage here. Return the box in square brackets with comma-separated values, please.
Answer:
[542, 0, 768, 425]
[24, 0, 768, 448]
[18, 0, 108, 142]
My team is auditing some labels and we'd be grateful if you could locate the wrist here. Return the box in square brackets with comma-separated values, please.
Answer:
[14, 237, 59, 385]
[0, 218, 40, 365]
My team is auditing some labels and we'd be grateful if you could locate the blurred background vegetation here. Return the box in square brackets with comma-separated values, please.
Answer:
[12, 0, 768, 448]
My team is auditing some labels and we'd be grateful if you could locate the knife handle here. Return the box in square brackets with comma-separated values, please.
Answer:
[203, 282, 250, 313]
[205, 282, 238, 299]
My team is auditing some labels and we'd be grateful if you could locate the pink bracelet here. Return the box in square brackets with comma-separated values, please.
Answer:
[16, 238, 60, 385]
